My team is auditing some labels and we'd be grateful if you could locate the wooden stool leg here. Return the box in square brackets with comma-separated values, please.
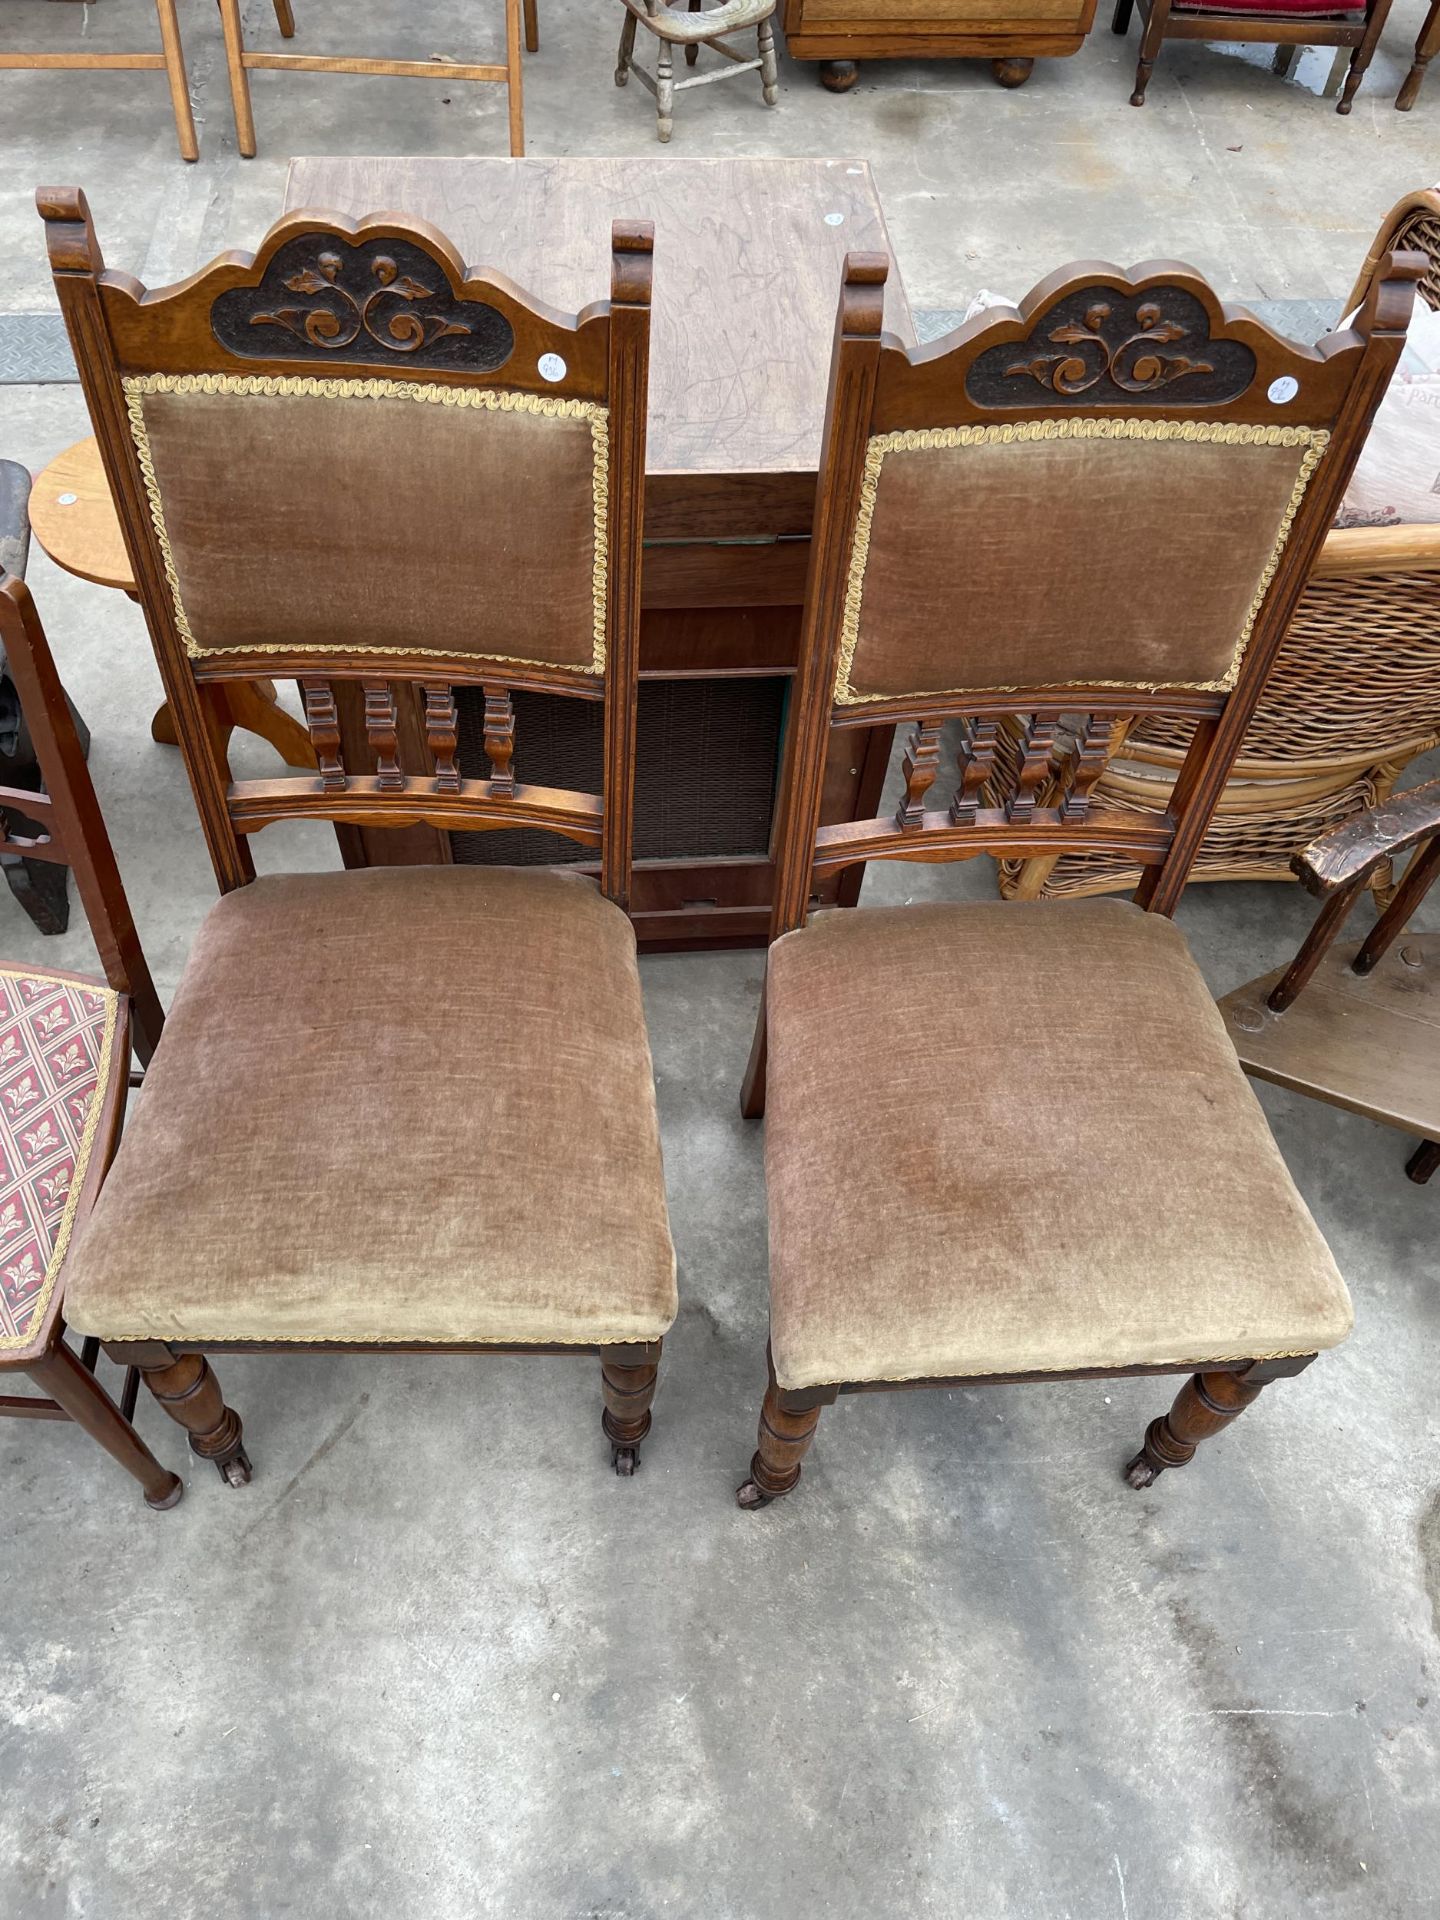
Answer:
[737, 1373, 826, 1509]
[154, 0, 199, 161]
[759, 15, 779, 100]
[687, 0, 701, 64]
[1397, 48, 1432, 107]
[134, 1351, 251, 1487]
[28, 1342, 182, 1509]
[1124, 1370, 1267, 1487]
[216, 0, 258, 158]
[1405, 1139, 1440, 1184]
[1337, 0, 1391, 113]
[656, 40, 675, 141]
[504, 0, 525, 156]
[615, 11, 638, 85]
[600, 1348, 660, 1476]
[272, 0, 297, 36]
[523, 0, 540, 52]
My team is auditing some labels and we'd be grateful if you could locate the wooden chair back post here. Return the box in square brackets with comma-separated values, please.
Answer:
[39, 189, 654, 911]
[768, 247, 1422, 938]
[0, 468, 165, 1063]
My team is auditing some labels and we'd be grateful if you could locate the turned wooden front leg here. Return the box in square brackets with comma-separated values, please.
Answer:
[737, 1373, 829, 1509]
[132, 1351, 251, 1487]
[601, 1348, 660, 1477]
[1125, 1370, 1267, 1487]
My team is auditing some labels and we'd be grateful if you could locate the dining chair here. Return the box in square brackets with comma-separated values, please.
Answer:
[39, 188, 675, 1487]
[1218, 777, 1440, 1184]
[1111, 0, 1395, 112]
[614, 0, 779, 142]
[1398, 0, 1440, 106]
[0, 457, 182, 1509]
[734, 245, 1419, 1512]
[0, 0, 197, 160]
[217, 0, 526, 158]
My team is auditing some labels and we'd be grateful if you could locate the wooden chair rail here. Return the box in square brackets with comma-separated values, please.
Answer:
[1293, 776, 1440, 894]
[811, 808, 1174, 875]
[227, 774, 604, 844]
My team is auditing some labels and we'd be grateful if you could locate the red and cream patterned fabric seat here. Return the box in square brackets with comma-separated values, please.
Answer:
[0, 966, 124, 1363]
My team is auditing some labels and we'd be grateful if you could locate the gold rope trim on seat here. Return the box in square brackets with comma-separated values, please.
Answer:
[833, 417, 1331, 707]
[0, 975, 119, 1354]
[122, 373, 610, 674]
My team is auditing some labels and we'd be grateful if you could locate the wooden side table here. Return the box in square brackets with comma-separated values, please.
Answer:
[28, 438, 316, 775]
[780, 0, 1098, 91]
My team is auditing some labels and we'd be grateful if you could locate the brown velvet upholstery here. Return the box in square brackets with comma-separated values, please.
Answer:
[764, 899, 1350, 1390]
[843, 431, 1316, 700]
[63, 867, 676, 1346]
[130, 381, 603, 670]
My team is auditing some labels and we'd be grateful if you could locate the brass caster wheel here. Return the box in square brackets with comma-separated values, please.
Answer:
[1123, 1451, 1159, 1489]
[218, 1448, 253, 1488]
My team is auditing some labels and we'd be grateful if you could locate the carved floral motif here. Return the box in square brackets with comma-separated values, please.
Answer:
[1005, 300, 1214, 397]
[253, 251, 472, 356]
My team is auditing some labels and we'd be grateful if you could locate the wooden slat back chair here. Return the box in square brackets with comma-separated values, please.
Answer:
[734, 249, 1419, 1513]
[1219, 778, 1440, 1185]
[217, 0, 526, 159]
[0, 459, 181, 1510]
[0, 0, 197, 162]
[40, 189, 675, 1487]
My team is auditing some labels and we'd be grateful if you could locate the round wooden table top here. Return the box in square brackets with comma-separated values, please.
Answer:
[29, 436, 135, 594]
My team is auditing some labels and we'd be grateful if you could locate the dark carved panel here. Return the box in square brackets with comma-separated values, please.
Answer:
[966, 286, 1255, 407]
[211, 235, 515, 371]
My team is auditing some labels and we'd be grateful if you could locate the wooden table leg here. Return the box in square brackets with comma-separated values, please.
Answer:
[150, 679, 316, 771]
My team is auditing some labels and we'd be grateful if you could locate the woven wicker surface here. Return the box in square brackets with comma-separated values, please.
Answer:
[1002, 206, 1440, 904]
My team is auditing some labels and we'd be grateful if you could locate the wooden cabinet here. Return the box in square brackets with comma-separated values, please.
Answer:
[782, 0, 1097, 91]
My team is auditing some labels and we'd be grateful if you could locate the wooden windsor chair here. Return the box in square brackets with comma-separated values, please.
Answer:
[615, 0, 779, 142]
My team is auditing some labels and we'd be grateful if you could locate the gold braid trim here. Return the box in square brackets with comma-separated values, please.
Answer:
[122, 373, 610, 674]
[0, 975, 119, 1353]
[834, 417, 1331, 706]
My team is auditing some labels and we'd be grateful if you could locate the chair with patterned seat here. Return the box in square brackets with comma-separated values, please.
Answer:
[1112, 0, 1395, 111]
[734, 245, 1417, 1513]
[41, 190, 675, 1488]
[0, 458, 184, 1509]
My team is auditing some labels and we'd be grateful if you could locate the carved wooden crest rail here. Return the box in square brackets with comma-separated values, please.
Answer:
[210, 235, 517, 371]
[966, 285, 1257, 407]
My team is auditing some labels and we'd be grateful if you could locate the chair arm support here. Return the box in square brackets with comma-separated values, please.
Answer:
[1293, 777, 1440, 895]
[0, 460, 32, 585]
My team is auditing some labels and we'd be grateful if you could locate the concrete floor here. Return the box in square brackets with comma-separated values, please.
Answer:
[2, 2, 1440, 1916]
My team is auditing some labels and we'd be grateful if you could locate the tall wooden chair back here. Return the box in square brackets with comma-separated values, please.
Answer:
[39, 190, 653, 915]
[768, 249, 1421, 943]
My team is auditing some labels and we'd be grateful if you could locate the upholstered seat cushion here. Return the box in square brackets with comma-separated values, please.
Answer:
[764, 900, 1350, 1391]
[63, 868, 676, 1346]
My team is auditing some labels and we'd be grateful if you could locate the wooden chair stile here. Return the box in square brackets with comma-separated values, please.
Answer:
[38, 190, 675, 1487]
[0, 459, 182, 1509]
[735, 246, 1419, 1511]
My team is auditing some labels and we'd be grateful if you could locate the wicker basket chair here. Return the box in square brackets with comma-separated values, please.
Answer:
[999, 187, 1440, 908]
